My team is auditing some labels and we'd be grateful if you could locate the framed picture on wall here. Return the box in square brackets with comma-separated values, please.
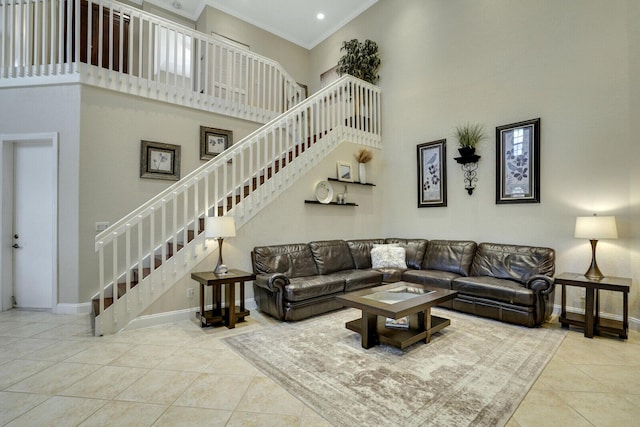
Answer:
[417, 139, 447, 207]
[320, 65, 339, 88]
[140, 140, 181, 181]
[496, 118, 540, 204]
[200, 126, 233, 160]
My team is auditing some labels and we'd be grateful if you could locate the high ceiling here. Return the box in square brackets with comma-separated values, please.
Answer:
[145, 0, 378, 49]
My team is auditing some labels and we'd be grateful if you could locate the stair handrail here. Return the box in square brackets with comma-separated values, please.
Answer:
[94, 75, 378, 249]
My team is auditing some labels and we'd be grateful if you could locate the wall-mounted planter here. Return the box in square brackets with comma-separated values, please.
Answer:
[454, 149, 481, 195]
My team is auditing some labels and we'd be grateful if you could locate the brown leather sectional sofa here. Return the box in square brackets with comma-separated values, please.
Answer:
[251, 238, 555, 327]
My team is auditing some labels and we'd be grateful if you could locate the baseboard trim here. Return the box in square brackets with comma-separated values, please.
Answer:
[52, 301, 639, 333]
[122, 298, 258, 332]
[56, 302, 91, 315]
[552, 304, 639, 332]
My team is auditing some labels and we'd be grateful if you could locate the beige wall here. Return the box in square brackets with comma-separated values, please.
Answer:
[77, 86, 263, 302]
[629, 0, 640, 320]
[311, 0, 638, 320]
[196, 6, 311, 87]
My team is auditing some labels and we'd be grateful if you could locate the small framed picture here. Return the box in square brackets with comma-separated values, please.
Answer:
[496, 118, 540, 204]
[336, 161, 353, 182]
[200, 126, 233, 160]
[140, 140, 181, 181]
[417, 139, 447, 207]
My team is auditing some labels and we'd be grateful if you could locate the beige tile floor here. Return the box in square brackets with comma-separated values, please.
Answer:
[0, 308, 637, 426]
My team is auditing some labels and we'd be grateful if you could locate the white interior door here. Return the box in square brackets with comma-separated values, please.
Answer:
[13, 140, 55, 309]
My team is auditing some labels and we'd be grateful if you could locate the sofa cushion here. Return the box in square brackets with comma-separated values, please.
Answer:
[253, 244, 318, 278]
[471, 243, 555, 284]
[347, 239, 385, 269]
[423, 240, 477, 276]
[285, 276, 345, 302]
[401, 269, 460, 290]
[385, 238, 428, 269]
[329, 269, 384, 292]
[371, 245, 407, 269]
[309, 240, 355, 275]
[452, 276, 535, 306]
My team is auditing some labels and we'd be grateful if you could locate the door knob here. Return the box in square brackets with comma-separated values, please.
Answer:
[12, 244, 21, 249]
[14, 234, 19, 239]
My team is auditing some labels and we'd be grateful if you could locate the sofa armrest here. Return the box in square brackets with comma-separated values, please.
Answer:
[255, 273, 289, 293]
[526, 275, 555, 295]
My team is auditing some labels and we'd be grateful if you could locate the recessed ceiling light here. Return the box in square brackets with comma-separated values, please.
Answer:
[317, 12, 325, 20]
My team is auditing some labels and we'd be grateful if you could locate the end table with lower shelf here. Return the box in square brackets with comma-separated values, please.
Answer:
[557, 272, 631, 339]
[190, 269, 256, 328]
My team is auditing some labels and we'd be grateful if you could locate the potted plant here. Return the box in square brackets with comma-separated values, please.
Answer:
[336, 39, 381, 85]
[455, 123, 486, 157]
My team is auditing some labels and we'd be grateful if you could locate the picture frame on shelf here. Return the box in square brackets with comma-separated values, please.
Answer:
[200, 126, 233, 160]
[496, 118, 540, 204]
[337, 161, 354, 182]
[140, 140, 181, 181]
[417, 139, 447, 207]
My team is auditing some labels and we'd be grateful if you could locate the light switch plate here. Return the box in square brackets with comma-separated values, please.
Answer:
[96, 222, 110, 232]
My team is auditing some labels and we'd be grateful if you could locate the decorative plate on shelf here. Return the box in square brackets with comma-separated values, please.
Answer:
[315, 180, 334, 204]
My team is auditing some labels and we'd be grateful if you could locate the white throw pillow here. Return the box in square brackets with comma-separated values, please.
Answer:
[372, 243, 400, 249]
[371, 245, 407, 269]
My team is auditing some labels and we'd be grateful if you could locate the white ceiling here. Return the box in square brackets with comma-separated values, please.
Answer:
[144, 0, 378, 49]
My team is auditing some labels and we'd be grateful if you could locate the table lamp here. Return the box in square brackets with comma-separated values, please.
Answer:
[574, 214, 617, 280]
[205, 216, 236, 274]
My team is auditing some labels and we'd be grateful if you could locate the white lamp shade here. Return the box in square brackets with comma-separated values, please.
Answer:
[205, 216, 236, 239]
[574, 215, 618, 240]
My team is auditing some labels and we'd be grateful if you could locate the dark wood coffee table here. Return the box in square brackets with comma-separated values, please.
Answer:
[336, 282, 457, 349]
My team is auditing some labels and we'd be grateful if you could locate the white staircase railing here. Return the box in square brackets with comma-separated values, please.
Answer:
[0, 0, 304, 122]
[93, 75, 382, 335]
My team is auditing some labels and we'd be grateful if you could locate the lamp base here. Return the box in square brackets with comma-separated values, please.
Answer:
[584, 267, 604, 281]
[584, 239, 604, 280]
[212, 237, 227, 275]
[214, 264, 228, 274]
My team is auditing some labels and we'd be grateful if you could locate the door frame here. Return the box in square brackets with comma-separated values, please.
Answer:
[0, 133, 59, 312]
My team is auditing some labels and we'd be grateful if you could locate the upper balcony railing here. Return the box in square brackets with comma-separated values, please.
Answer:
[0, 0, 305, 122]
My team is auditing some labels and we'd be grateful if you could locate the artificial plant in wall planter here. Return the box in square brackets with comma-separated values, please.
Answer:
[455, 123, 486, 158]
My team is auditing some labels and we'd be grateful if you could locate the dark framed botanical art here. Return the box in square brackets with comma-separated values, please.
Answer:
[200, 126, 233, 160]
[496, 118, 540, 204]
[417, 139, 447, 207]
[140, 140, 181, 181]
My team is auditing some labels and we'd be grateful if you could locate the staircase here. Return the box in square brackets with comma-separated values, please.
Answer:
[93, 75, 382, 335]
[0, 0, 382, 334]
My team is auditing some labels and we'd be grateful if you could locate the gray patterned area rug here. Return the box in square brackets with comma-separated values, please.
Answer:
[224, 308, 566, 427]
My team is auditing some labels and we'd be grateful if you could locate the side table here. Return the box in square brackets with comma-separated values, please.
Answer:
[191, 269, 256, 328]
[557, 272, 631, 339]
